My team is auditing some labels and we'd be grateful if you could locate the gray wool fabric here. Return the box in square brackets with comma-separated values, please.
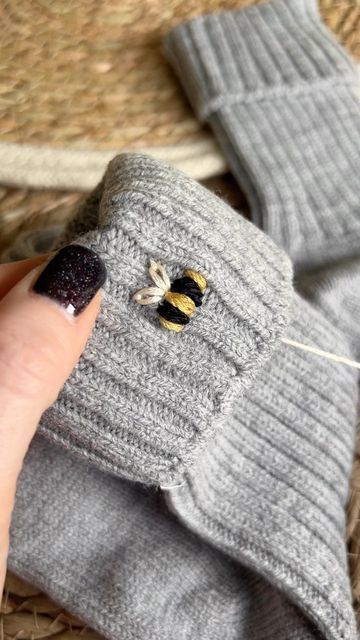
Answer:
[8, 1, 360, 640]
[299, 260, 360, 360]
[165, 0, 360, 272]
[39, 153, 293, 488]
[9, 153, 359, 640]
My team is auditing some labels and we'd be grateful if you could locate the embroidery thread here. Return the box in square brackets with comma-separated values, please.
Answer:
[133, 260, 207, 332]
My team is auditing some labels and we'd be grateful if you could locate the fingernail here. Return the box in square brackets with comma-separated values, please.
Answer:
[33, 244, 107, 316]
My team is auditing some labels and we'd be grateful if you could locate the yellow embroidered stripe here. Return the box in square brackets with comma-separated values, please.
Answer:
[164, 291, 195, 316]
[184, 269, 207, 293]
[159, 317, 184, 332]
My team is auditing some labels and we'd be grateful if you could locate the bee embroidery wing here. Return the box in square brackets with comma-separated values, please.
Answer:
[132, 286, 165, 305]
[148, 260, 171, 292]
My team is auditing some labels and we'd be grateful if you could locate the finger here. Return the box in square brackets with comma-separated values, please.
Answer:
[0, 244, 106, 475]
[0, 255, 49, 300]
[0, 244, 106, 588]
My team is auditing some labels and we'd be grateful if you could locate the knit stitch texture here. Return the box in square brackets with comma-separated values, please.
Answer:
[9, 152, 359, 640]
[8, 0, 360, 638]
[165, 0, 360, 271]
[169, 296, 358, 640]
[38, 153, 293, 487]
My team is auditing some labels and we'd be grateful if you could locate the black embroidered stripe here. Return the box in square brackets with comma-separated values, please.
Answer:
[157, 300, 190, 325]
[170, 277, 204, 307]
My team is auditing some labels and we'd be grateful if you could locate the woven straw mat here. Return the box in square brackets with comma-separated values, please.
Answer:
[1, 1, 360, 638]
[0, 0, 359, 190]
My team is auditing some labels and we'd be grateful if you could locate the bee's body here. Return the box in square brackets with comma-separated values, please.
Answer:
[133, 263, 207, 332]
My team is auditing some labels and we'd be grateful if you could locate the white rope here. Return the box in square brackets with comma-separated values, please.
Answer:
[281, 338, 360, 370]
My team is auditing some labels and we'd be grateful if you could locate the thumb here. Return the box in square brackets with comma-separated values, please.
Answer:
[0, 244, 106, 589]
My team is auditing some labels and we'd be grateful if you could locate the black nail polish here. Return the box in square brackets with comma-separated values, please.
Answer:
[33, 244, 107, 316]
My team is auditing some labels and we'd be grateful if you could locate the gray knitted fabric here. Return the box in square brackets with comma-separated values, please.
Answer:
[165, 0, 360, 272]
[10, 435, 319, 640]
[168, 297, 358, 640]
[8, 1, 360, 639]
[9, 153, 359, 640]
[299, 260, 360, 360]
[37, 153, 292, 487]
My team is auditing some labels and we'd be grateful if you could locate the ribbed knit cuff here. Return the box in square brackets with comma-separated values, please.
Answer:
[165, 0, 360, 272]
[10, 432, 320, 640]
[299, 259, 360, 360]
[168, 292, 358, 640]
[39, 153, 293, 487]
[165, 0, 357, 122]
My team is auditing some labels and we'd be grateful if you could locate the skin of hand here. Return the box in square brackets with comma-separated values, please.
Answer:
[0, 250, 105, 594]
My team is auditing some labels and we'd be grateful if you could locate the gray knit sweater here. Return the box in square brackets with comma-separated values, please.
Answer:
[9, 1, 360, 639]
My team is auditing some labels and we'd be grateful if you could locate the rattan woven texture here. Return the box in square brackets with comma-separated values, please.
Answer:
[1, 0, 359, 154]
[1, 0, 261, 152]
[1, 572, 104, 639]
[0, 0, 359, 191]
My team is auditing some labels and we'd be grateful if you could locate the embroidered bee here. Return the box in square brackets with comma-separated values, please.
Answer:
[133, 260, 207, 332]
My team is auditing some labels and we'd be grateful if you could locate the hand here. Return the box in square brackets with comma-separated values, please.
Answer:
[0, 245, 106, 593]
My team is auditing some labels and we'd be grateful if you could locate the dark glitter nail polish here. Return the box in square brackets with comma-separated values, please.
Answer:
[33, 244, 107, 316]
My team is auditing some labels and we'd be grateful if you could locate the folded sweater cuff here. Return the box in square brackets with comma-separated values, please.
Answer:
[39, 153, 293, 487]
[165, 0, 358, 121]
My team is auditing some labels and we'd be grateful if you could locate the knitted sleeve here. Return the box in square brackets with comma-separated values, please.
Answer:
[10, 153, 359, 640]
[39, 153, 293, 488]
[165, 0, 360, 272]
